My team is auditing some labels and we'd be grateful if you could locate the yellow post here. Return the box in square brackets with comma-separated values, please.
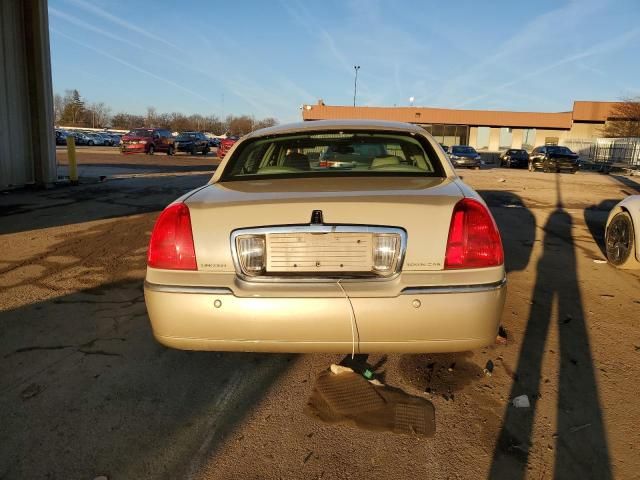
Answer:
[67, 134, 78, 185]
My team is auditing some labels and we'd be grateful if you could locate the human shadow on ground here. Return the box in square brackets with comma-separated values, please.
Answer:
[488, 174, 612, 479]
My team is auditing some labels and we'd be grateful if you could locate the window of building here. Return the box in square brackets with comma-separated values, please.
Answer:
[499, 127, 513, 149]
[522, 128, 536, 150]
[476, 127, 490, 150]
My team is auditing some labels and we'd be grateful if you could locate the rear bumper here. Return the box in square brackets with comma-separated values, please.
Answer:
[121, 143, 147, 153]
[144, 278, 506, 353]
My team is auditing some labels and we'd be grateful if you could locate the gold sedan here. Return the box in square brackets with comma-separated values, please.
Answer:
[144, 120, 506, 354]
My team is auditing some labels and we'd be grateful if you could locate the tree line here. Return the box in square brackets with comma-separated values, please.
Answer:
[53, 89, 278, 136]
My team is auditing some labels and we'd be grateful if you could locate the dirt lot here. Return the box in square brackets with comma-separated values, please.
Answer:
[1, 163, 639, 479]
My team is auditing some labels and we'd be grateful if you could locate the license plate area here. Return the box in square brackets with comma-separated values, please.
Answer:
[266, 232, 373, 273]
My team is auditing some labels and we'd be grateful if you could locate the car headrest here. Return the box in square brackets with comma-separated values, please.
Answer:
[371, 156, 401, 169]
[283, 152, 310, 171]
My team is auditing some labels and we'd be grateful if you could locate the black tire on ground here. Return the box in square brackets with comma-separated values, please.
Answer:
[167, 146, 174, 156]
[148, 145, 155, 155]
[202, 147, 210, 155]
[506, 160, 511, 168]
[88, 141, 94, 146]
[191, 147, 197, 156]
[605, 211, 639, 269]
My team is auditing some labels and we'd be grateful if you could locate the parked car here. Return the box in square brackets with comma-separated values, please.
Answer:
[217, 136, 238, 159]
[55, 130, 67, 145]
[528, 145, 579, 173]
[144, 120, 506, 353]
[86, 133, 105, 146]
[121, 128, 175, 155]
[175, 131, 210, 155]
[499, 149, 529, 168]
[605, 195, 640, 269]
[209, 137, 221, 147]
[68, 132, 90, 146]
[95, 133, 115, 146]
[448, 145, 482, 169]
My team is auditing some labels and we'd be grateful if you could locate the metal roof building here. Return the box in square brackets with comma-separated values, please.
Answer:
[301, 100, 620, 151]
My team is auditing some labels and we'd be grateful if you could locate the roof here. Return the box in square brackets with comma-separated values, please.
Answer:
[246, 119, 427, 138]
[301, 101, 621, 129]
[572, 101, 619, 121]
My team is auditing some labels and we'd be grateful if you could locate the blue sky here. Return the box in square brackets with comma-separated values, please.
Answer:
[49, 0, 640, 122]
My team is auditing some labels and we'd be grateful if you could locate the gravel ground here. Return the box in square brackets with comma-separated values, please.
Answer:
[0, 165, 639, 479]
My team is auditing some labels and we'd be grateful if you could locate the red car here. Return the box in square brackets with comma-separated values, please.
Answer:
[121, 128, 175, 155]
[217, 136, 238, 159]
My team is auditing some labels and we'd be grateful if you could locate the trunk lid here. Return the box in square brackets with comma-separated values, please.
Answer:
[186, 176, 464, 273]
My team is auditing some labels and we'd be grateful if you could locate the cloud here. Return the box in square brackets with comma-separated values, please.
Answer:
[62, 0, 180, 51]
[454, 26, 640, 108]
[50, 29, 216, 106]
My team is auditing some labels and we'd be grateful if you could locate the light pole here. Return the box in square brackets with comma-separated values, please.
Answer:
[353, 65, 360, 107]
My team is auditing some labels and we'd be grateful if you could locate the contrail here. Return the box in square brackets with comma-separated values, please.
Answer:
[63, 0, 181, 51]
[50, 29, 216, 107]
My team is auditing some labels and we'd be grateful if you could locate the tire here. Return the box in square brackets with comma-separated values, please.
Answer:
[605, 211, 639, 269]
[88, 140, 94, 146]
[190, 147, 197, 156]
[148, 144, 155, 155]
[167, 146, 174, 156]
[202, 147, 210, 156]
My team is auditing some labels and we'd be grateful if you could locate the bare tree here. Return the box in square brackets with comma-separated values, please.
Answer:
[53, 93, 64, 124]
[146, 107, 157, 127]
[85, 102, 111, 128]
[603, 97, 640, 137]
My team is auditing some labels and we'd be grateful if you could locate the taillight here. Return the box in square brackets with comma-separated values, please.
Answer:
[147, 203, 197, 270]
[444, 198, 503, 269]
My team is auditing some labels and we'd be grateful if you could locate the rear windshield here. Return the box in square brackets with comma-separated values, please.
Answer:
[509, 149, 527, 157]
[177, 133, 197, 140]
[452, 146, 477, 154]
[220, 131, 443, 180]
[546, 146, 574, 154]
[128, 129, 153, 137]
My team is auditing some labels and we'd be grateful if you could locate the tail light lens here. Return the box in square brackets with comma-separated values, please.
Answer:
[445, 198, 503, 269]
[372, 233, 401, 274]
[147, 203, 197, 270]
[236, 235, 266, 275]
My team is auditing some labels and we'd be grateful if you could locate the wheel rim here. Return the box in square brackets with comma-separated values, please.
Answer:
[606, 215, 632, 265]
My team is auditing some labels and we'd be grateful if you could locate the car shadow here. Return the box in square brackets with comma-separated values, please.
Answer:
[488, 173, 612, 479]
[609, 173, 640, 193]
[583, 199, 623, 257]
[0, 279, 294, 479]
[477, 190, 535, 273]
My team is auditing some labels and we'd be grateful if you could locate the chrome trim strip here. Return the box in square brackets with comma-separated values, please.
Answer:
[230, 224, 407, 283]
[144, 281, 233, 295]
[400, 277, 506, 295]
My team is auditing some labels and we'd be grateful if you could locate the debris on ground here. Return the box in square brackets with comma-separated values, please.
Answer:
[484, 360, 494, 376]
[20, 383, 45, 400]
[305, 370, 435, 437]
[593, 259, 608, 264]
[496, 325, 508, 345]
[570, 423, 592, 433]
[330, 364, 354, 375]
[497, 178, 506, 182]
[512, 395, 531, 408]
